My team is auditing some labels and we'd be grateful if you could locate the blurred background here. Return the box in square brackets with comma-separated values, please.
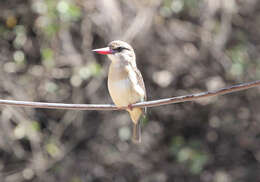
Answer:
[0, 0, 260, 181]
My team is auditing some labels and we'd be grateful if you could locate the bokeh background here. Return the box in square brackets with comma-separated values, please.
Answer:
[0, 0, 260, 181]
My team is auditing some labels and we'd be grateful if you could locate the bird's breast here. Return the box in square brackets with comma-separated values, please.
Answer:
[108, 77, 132, 107]
[108, 64, 144, 107]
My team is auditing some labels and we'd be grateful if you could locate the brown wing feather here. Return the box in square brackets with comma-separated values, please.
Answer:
[124, 61, 146, 113]
[133, 66, 147, 114]
[134, 67, 146, 100]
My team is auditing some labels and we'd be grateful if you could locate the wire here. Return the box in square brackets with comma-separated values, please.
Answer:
[0, 80, 259, 110]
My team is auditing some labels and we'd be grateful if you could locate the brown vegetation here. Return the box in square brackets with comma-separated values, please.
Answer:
[0, 0, 260, 181]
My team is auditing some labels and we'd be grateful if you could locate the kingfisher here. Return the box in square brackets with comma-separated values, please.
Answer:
[93, 40, 146, 143]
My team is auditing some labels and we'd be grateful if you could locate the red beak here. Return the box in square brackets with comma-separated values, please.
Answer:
[92, 47, 113, 55]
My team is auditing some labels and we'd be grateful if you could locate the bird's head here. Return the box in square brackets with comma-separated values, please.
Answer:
[93, 40, 136, 66]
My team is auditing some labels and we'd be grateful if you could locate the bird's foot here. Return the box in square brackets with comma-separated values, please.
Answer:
[128, 104, 133, 111]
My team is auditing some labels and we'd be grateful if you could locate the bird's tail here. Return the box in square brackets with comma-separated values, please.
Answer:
[128, 108, 144, 143]
[132, 121, 141, 143]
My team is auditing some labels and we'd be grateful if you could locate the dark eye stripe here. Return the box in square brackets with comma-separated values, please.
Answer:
[116, 47, 123, 52]
[114, 47, 130, 52]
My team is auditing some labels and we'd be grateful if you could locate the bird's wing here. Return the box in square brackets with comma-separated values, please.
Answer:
[133, 67, 146, 101]
[125, 63, 147, 113]
[134, 67, 147, 114]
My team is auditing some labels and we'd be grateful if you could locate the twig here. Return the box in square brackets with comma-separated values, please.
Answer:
[0, 80, 259, 110]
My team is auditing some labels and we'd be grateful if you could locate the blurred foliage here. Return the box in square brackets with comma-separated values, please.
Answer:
[170, 136, 209, 174]
[0, 0, 260, 182]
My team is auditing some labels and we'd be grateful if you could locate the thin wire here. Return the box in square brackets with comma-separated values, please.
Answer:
[0, 80, 259, 110]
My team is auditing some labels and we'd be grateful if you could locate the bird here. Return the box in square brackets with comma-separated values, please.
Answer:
[93, 40, 146, 143]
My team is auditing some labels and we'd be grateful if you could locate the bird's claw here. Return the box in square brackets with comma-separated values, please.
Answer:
[128, 104, 133, 111]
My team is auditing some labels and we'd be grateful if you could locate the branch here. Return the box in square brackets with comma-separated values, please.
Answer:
[0, 80, 259, 110]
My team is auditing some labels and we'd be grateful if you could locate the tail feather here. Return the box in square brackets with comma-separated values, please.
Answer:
[132, 122, 141, 143]
[128, 108, 144, 143]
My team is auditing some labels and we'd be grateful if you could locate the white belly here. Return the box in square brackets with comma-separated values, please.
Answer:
[108, 78, 140, 107]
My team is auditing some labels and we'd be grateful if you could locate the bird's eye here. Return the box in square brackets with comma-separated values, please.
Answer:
[116, 47, 124, 52]
[112, 46, 130, 53]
